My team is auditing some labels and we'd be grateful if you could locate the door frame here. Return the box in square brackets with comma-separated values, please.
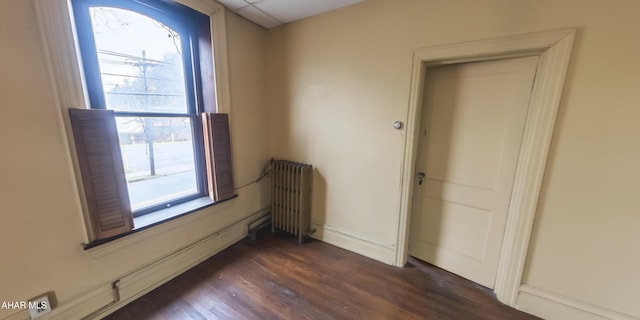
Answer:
[396, 29, 575, 306]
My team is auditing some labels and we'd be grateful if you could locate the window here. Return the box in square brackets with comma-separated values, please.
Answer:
[70, 0, 235, 242]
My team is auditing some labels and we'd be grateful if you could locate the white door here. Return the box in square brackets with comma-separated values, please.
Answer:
[409, 56, 538, 288]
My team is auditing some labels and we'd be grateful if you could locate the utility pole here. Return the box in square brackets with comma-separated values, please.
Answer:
[135, 50, 157, 176]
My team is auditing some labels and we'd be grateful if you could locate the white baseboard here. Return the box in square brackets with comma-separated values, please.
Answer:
[517, 285, 639, 320]
[4, 209, 269, 320]
[311, 222, 396, 265]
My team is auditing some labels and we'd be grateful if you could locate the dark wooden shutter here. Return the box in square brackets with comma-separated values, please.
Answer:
[202, 113, 235, 201]
[69, 109, 133, 240]
[196, 14, 216, 113]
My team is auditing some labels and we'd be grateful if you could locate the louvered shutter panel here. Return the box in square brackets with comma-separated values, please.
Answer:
[202, 113, 235, 201]
[69, 109, 133, 240]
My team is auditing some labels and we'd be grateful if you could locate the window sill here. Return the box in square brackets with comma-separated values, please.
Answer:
[83, 195, 237, 252]
[133, 197, 215, 230]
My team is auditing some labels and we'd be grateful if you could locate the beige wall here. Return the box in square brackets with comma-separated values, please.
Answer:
[2, 0, 639, 318]
[0, 2, 269, 318]
[267, 0, 640, 317]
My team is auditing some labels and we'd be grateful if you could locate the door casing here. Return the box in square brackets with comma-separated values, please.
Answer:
[396, 29, 575, 306]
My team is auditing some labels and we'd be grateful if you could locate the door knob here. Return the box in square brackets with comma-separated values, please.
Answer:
[417, 172, 426, 185]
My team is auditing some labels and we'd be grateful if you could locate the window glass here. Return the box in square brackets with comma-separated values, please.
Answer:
[89, 7, 189, 114]
[116, 116, 198, 211]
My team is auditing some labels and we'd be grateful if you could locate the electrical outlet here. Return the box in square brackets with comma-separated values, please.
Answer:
[28, 295, 51, 319]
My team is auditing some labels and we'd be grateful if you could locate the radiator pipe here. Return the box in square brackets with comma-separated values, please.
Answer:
[248, 213, 272, 241]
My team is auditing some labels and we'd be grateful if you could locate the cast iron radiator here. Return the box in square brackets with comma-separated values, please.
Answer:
[271, 160, 313, 243]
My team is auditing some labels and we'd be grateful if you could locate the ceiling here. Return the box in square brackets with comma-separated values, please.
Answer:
[217, 0, 365, 29]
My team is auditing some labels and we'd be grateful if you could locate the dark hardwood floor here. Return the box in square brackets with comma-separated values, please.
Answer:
[104, 231, 540, 320]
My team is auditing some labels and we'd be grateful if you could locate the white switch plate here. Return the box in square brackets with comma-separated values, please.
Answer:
[29, 295, 51, 319]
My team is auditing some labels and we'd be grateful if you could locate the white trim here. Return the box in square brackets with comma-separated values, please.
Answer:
[312, 222, 396, 265]
[3, 209, 269, 320]
[396, 29, 575, 306]
[34, 0, 93, 241]
[33, 0, 88, 109]
[210, 7, 232, 114]
[494, 30, 575, 304]
[517, 285, 639, 320]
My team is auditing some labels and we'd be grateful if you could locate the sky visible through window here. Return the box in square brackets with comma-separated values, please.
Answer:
[89, 7, 198, 212]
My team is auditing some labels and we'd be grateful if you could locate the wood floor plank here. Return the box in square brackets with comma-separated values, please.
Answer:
[103, 231, 540, 320]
